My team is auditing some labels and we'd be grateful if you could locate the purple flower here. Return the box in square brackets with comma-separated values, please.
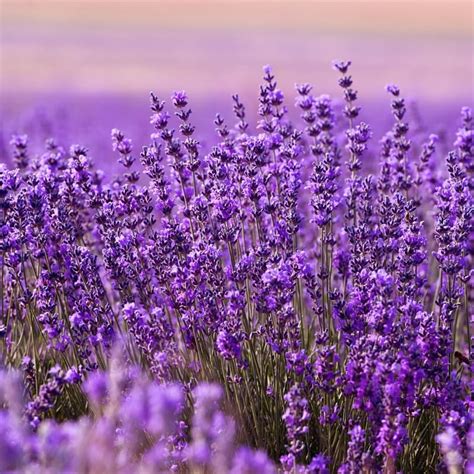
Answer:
[282, 384, 311, 458]
[436, 427, 463, 473]
[332, 60, 351, 74]
[385, 84, 400, 96]
[230, 447, 276, 474]
[172, 91, 188, 108]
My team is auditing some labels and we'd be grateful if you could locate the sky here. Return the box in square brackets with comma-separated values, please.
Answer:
[1, 0, 473, 102]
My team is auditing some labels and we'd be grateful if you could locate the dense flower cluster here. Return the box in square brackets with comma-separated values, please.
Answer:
[0, 62, 472, 473]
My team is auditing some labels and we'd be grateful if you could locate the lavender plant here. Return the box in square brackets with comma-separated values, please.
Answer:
[0, 62, 472, 473]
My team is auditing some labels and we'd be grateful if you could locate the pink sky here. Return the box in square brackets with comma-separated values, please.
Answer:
[1, 1, 473, 101]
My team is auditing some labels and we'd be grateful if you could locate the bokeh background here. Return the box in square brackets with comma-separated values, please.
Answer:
[1, 0, 473, 167]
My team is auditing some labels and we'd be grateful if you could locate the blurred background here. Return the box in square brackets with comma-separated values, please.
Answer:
[0, 0, 473, 165]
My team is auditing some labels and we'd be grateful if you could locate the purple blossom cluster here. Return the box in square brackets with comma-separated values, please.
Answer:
[0, 62, 472, 473]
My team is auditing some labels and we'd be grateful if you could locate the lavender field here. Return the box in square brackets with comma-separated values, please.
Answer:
[1, 2, 473, 473]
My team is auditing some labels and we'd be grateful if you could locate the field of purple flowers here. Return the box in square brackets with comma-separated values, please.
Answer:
[1, 62, 472, 473]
